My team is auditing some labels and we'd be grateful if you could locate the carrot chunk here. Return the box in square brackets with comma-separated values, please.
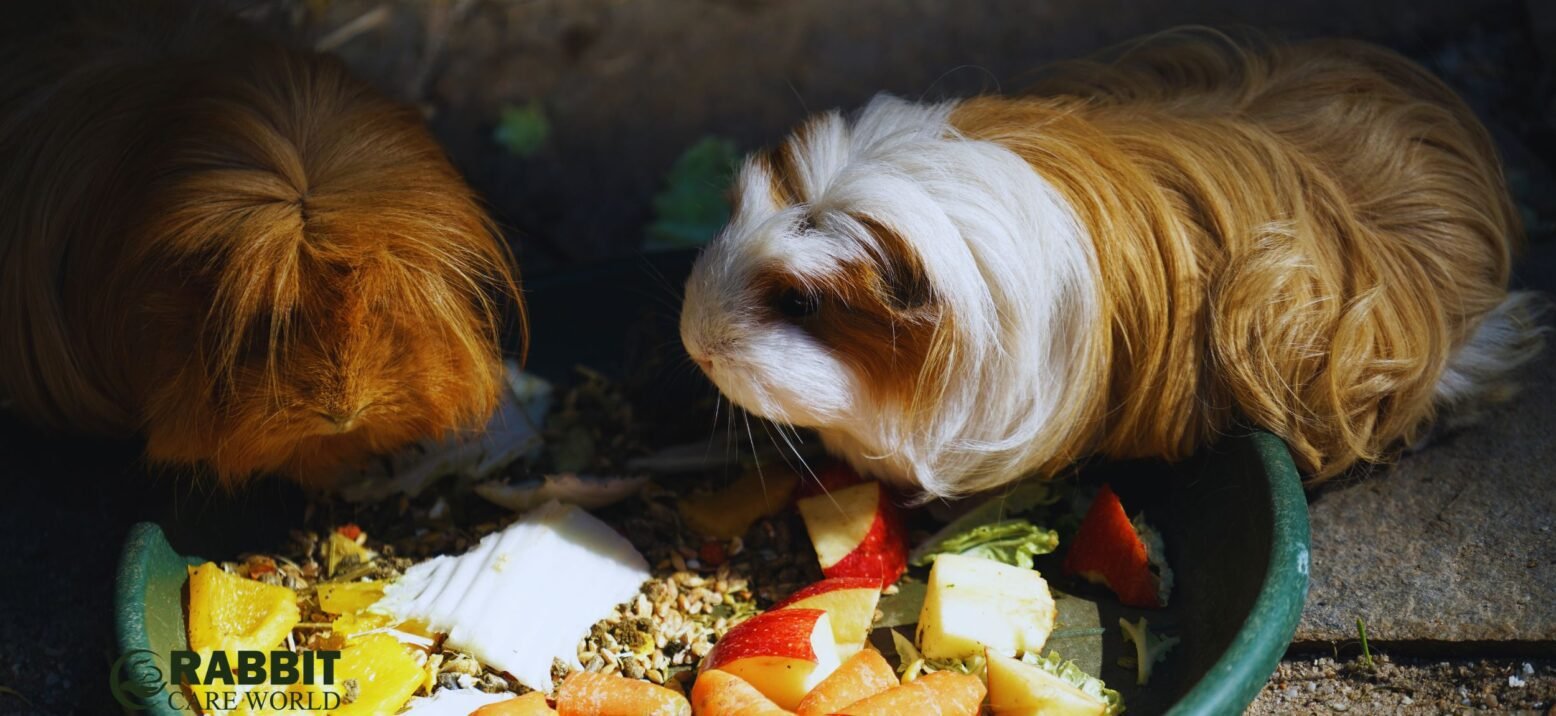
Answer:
[555, 671, 692, 716]
[831, 671, 985, 716]
[690, 670, 794, 716]
[794, 649, 897, 716]
[473, 692, 557, 715]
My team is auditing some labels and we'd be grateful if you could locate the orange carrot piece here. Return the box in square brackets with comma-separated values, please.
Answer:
[794, 650, 897, 716]
[473, 692, 557, 715]
[831, 671, 985, 716]
[690, 670, 793, 716]
[556, 671, 692, 716]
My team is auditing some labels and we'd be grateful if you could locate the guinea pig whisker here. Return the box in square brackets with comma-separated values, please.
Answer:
[636, 255, 687, 303]
[705, 393, 723, 463]
[740, 407, 763, 483]
[762, 417, 821, 494]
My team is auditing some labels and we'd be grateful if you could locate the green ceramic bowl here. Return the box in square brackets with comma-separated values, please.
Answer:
[113, 254, 1310, 715]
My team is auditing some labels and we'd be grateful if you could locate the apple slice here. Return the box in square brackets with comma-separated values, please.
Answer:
[700, 608, 842, 710]
[1062, 484, 1171, 608]
[985, 650, 1107, 716]
[916, 553, 1056, 659]
[772, 577, 882, 656]
[796, 481, 907, 589]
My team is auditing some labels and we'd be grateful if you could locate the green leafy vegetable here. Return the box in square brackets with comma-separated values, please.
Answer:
[493, 101, 551, 157]
[1021, 650, 1126, 715]
[889, 627, 986, 681]
[1118, 616, 1180, 686]
[910, 519, 1059, 569]
[909, 480, 1060, 564]
[645, 137, 739, 251]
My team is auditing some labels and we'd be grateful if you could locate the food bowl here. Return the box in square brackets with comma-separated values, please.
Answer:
[115, 253, 1309, 715]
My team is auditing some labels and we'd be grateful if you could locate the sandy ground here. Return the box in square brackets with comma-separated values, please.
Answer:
[1251, 656, 1556, 714]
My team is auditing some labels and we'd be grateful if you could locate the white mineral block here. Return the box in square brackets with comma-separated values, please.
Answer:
[373, 501, 650, 691]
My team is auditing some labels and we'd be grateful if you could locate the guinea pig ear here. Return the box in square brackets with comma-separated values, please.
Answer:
[859, 216, 933, 313]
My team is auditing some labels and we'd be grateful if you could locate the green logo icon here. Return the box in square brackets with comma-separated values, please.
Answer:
[110, 649, 168, 711]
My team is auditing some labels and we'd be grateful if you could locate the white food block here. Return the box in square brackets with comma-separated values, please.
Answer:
[917, 553, 1056, 659]
[373, 500, 650, 691]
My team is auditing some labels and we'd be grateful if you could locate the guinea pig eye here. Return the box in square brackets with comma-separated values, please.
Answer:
[772, 287, 820, 321]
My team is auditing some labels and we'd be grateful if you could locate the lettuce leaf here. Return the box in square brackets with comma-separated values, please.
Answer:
[1021, 650, 1126, 715]
[909, 480, 1060, 565]
[910, 519, 1059, 569]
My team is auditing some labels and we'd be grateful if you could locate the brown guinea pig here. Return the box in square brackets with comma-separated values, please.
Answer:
[0, 1, 523, 485]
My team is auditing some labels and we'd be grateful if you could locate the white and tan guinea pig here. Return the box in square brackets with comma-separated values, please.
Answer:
[680, 33, 1545, 497]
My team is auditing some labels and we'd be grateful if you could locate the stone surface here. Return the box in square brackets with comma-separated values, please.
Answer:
[1296, 241, 1556, 645]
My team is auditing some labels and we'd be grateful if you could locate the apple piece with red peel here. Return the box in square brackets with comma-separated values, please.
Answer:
[985, 649, 1108, 716]
[795, 462, 867, 499]
[699, 608, 842, 710]
[1062, 484, 1170, 608]
[772, 577, 882, 656]
[796, 482, 908, 589]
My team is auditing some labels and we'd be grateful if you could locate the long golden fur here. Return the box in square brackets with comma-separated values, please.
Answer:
[0, 2, 523, 485]
[948, 34, 1540, 482]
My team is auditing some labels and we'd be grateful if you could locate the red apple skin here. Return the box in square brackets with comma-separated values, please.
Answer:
[771, 577, 884, 609]
[820, 487, 908, 589]
[700, 608, 827, 672]
[795, 463, 867, 499]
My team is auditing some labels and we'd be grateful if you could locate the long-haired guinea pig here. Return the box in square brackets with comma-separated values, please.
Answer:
[0, 1, 523, 485]
[681, 32, 1545, 498]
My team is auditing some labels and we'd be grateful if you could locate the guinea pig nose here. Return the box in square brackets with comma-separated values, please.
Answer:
[316, 405, 369, 432]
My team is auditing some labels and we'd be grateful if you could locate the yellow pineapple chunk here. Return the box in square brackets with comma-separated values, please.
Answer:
[318, 581, 385, 615]
[187, 563, 301, 654]
[327, 634, 426, 716]
[184, 563, 301, 715]
[329, 611, 393, 638]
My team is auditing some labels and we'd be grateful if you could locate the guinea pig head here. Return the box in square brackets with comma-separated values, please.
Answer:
[117, 54, 522, 486]
[681, 95, 1099, 497]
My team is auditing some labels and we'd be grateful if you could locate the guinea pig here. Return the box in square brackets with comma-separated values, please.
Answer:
[0, 1, 523, 485]
[680, 32, 1545, 498]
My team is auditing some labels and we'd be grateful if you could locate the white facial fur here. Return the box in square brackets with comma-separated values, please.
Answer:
[681, 94, 1098, 497]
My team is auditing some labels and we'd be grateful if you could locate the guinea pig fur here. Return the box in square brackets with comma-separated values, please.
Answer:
[680, 33, 1546, 498]
[0, 1, 523, 485]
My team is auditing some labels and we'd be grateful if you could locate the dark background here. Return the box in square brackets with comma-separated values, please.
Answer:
[2, 0, 1554, 713]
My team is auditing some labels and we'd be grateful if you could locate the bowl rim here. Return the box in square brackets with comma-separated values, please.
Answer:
[1165, 431, 1310, 715]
